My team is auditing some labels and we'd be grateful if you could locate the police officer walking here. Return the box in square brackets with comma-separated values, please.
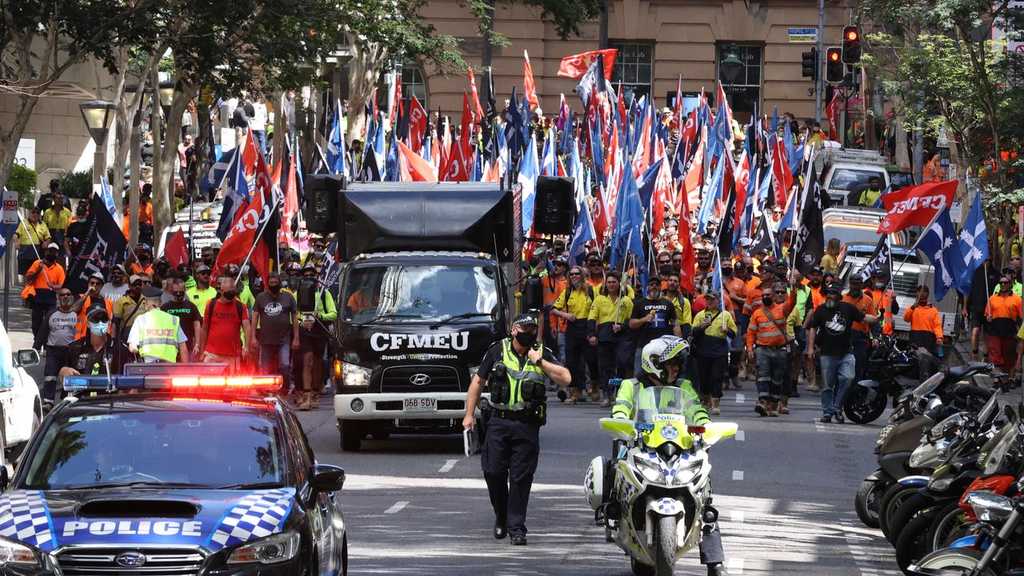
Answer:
[463, 312, 571, 546]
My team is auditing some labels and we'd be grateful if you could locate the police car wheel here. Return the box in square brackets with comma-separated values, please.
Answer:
[342, 536, 349, 576]
[341, 421, 362, 452]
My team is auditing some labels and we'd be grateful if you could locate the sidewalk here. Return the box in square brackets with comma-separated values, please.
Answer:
[2, 302, 34, 352]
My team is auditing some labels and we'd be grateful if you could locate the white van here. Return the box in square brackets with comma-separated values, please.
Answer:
[0, 320, 42, 456]
[818, 148, 891, 207]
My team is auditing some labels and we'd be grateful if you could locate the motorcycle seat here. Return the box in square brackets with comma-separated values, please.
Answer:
[946, 362, 990, 381]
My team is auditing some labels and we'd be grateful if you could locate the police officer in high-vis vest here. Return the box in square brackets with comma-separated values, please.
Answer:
[127, 287, 189, 363]
[463, 312, 570, 546]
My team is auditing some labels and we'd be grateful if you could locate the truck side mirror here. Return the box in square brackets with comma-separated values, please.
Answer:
[14, 349, 40, 368]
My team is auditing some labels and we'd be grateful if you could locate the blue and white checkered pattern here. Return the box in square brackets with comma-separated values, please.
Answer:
[209, 488, 294, 550]
[0, 491, 54, 550]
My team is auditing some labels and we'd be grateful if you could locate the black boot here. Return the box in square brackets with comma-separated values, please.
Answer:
[707, 562, 729, 576]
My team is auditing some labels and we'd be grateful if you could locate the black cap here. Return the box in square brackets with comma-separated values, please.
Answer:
[142, 286, 163, 299]
[512, 312, 539, 328]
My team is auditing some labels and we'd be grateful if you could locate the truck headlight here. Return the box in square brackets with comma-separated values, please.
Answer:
[0, 538, 38, 566]
[342, 362, 371, 387]
[227, 531, 300, 565]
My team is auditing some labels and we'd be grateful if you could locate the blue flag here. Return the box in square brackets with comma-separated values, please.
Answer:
[216, 147, 250, 240]
[326, 101, 348, 177]
[569, 198, 595, 265]
[609, 166, 646, 283]
[958, 192, 989, 292]
[637, 158, 663, 213]
[518, 137, 539, 236]
[917, 207, 965, 302]
[696, 156, 726, 235]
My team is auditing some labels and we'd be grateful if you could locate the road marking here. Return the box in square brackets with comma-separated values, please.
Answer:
[736, 393, 746, 404]
[730, 510, 745, 523]
[726, 557, 745, 574]
[439, 459, 457, 473]
[732, 470, 744, 481]
[736, 430, 745, 442]
[383, 501, 409, 514]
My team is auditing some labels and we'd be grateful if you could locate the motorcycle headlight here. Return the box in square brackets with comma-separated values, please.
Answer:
[633, 455, 668, 484]
[341, 362, 371, 387]
[966, 492, 1014, 523]
[669, 455, 703, 486]
[0, 538, 38, 566]
[909, 440, 947, 469]
[227, 531, 301, 565]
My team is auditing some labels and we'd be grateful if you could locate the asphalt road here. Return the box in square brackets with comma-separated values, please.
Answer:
[297, 388, 897, 576]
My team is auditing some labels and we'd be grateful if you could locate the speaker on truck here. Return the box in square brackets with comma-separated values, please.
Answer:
[534, 176, 575, 235]
[304, 174, 342, 235]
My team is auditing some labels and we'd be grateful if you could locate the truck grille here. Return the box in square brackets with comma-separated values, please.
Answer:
[56, 548, 204, 576]
[381, 365, 461, 393]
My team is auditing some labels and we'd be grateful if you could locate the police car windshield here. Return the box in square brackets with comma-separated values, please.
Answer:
[343, 264, 498, 323]
[22, 410, 285, 490]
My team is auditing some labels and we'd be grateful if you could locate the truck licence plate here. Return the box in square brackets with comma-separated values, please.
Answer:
[404, 398, 437, 412]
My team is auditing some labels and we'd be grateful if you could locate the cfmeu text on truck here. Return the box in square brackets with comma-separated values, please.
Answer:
[305, 179, 515, 451]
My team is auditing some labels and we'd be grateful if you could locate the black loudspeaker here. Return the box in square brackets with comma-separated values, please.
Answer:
[534, 176, 575, 235]
[303, 174, 342, 234]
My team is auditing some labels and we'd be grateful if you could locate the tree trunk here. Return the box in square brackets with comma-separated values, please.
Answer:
[271, 89, 286, 164]
[345, 43, 386, 145]
[152, 84, 192, 249]
[129, 104, 142, 248]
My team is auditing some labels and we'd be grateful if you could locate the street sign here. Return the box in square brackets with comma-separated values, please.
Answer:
[1, 190, 18, 226]
[788, 27, 818, 43]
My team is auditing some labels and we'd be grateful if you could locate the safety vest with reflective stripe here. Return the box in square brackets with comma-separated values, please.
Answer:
[746, 304, 788, 349]
[491, 338, 546, 412]
[136, 309, 180, 363]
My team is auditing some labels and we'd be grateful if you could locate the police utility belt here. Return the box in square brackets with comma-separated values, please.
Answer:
[488, 362, 548, 426]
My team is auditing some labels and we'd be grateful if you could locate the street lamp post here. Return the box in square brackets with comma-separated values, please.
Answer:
[79, 100, 116, 194]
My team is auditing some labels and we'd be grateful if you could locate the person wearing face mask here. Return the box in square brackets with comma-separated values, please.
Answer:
[806, 283, 877, 423]
[253, 273, 299, 400]
[72, 273, 113, 340]
[161, 277, 202, 354]
[985, 275, 1023, 377]
[60, 309, 130, 386]
[746, 287, 795, 417]
[23, 242, 66, 351]
[195, 275, 252, 373]
[130, 246, 155, 277]
[127, 286, 189, 363]
[841, 274, 878, 382]
[297, 264, 337, 408]
[629, 277, 681, 375]
[39, 288, 78, 405]
[866, 272, 898, 336]
[905, 285, 944, 375]
[462, 312, 570, 546]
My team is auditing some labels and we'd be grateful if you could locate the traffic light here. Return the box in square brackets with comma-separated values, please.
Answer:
[801, 48, 818, 80]
[825, 47, 845, 84]
[843, 26, 861, 64]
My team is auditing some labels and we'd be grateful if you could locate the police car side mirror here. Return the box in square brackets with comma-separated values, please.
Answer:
[14, 349, 39, 368]
[0, 464, 10, 492]
[310, 464, 346, 493]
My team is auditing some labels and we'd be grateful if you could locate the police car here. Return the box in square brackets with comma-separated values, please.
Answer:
[0, 366, 348, 575]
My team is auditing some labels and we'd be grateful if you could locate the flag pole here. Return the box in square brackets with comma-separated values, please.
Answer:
[234, 190, 282, 286]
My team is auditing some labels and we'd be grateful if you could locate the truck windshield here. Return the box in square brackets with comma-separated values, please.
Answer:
[343, 264, 498, 323]
[22, 410, 284, 490]
[828, 168, 886, 192]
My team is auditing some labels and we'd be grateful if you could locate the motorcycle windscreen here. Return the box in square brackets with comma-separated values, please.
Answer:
[634, 386, 700, 450]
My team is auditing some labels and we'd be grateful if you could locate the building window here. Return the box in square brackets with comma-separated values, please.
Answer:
[716, 44, 762, 123]
[376, 63, 428, 111]
[610, 42, 653, 103]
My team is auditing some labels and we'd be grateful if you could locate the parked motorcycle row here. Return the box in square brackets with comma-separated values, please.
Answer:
[853, 355, 1024, 576]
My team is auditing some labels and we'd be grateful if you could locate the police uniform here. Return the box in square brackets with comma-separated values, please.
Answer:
[475, 320, 561, 543]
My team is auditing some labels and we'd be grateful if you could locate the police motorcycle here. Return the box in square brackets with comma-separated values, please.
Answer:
[856, 365, 999, 529]
[585, 386, 737, 576]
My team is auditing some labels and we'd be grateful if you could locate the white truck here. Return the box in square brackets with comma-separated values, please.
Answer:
[817, 148, 891, 208]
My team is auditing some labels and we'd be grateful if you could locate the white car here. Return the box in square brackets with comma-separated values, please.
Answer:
[0, 320, 42, 457]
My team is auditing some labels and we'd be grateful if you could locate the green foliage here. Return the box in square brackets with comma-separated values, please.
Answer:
[466, 0, 601, 40]
[57, 171, 93, 201]
[6, 164, 35, 208]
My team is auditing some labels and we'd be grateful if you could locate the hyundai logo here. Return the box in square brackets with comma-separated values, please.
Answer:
[408, 373, 432, 386]
[115, 552, 147, 568]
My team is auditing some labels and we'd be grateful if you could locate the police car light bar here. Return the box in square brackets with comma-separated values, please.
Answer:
[63, 375, 283, 393]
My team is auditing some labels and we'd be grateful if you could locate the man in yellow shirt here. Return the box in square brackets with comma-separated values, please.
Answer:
[15, 208, 50, 276]
[41, 192, 72, 249]
[552, 266, 596, 403]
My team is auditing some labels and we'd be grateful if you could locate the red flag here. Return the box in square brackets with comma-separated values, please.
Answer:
[523, 50, 539, 111]
[467, 67, 485, 122]
[557, 48, 618, 80]
[281, 151, 299, 246]
[164, 229, 189, 267]
[826, 91, 841, 139]
[651, 156, 673, 239]
[398, 141, 438, 182]
[592, 186, 608, 245]
[877, 180, 958, 234]
[677, 183, 696, 294]
[682, 127, 705, 210]
[408, 95, 428, 153]
[673, 74, 683, 118]
[213, 183, 270, 285]
[770, 138, 793, 208]
[733, 151, 750, 232]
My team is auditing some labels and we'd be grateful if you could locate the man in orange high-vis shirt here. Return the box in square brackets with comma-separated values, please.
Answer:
[22, 243, 66, 350]
[986, 275, 1023, 376]
[904, 285, 944, 376]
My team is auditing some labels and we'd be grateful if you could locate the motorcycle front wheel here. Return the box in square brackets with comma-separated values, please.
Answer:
[854, 477, 884, 528]
[843, 384, 888, 424]
[913, 548, 997, 576]
[879, 484, 919, 543]
[654, 515, 678, 576]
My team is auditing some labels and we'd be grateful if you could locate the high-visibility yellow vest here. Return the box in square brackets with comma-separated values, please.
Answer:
[137, 310, 181, 363]
[492, 338, 546, 411]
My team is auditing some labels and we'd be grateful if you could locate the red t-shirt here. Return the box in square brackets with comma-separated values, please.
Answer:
[204, 299, 248, 357]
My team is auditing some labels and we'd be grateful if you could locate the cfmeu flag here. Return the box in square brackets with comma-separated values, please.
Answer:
[66, 194, 126, 294]
[958, 191, 988, 290]
[916, 207, 965, 301]
[557, 49, 617, 80]
[878, 180, 957, 234]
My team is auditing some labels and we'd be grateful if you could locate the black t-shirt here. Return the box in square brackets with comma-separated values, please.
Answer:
[65, 220, 90, 255]
[809, 302, 866, 357]
[161, 299, 201, 345]
[477, 339, 558, 381]
[630, 297, 677, 346]
[67, 337, 129, 376]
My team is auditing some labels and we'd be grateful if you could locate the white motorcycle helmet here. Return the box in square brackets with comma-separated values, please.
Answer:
[639, 335, 689, 383]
